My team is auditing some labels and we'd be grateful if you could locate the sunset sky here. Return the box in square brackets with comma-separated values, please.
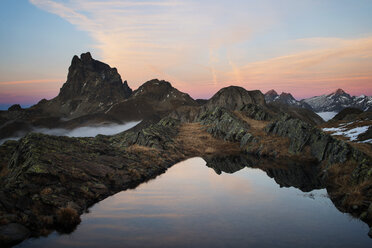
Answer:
[1, 0, 372, 107]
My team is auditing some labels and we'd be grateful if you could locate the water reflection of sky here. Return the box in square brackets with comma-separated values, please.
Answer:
[17, 157, 372, 248]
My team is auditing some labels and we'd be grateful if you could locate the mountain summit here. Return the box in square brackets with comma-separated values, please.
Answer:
[333, 88, 347, 95]
[204, 86, 265, 111]
[264, 89, 279, 103]
[264, 90, 312, 110]
[303, 89, 371, 112]
[37, 52, 132, 117]
[59, 52, 132, 101]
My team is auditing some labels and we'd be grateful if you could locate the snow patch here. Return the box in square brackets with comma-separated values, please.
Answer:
[323, 125, 369, 141]
[361, 139, 372, 144]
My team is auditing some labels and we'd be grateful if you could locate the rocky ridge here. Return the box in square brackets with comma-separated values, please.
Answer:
[0, 55, 198, 142]
[265, 90, 313, 110]
[265, 88, 372, 114]
[303, 89, 372, 112]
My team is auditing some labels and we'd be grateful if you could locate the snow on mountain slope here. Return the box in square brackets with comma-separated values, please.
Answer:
[264, 90, 313, 110]
[303, 89, 372, 112]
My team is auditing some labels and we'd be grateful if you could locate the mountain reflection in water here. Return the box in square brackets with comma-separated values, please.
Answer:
[17, 157, 372, 248]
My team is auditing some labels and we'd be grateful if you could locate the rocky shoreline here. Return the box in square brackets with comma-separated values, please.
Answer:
[0, 53, 371, 246]
[1, 105, 372, 246]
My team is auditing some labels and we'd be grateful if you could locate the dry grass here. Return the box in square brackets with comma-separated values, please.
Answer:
[349, 143, 372, 158]
[319, 119, 372, 129]
[127, 168, 142, 180]
[40, 215, 54, 226]
[40, 187, 53, 195]
[127, 144, 158, 153]
[245, 134, 296, 158]
[205, 147, 217, 154]
[233, 111, 314, 160]
[234, 111, 269, 133]
[127, 144, 162, 161]
[175, 123, 240, 156]
[325, 161, 371, 208]
[56, 207, 81, 231]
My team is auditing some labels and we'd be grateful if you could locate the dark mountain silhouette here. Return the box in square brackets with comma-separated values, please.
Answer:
[34, 52, 132, 118]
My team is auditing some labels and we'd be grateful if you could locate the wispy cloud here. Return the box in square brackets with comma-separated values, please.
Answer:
[0, 79, 63, 85]
[29, 0, 254, 90]
[0, 78, 63, 103]
[28, 0, 372, 99]
[228, 37, 372, 98]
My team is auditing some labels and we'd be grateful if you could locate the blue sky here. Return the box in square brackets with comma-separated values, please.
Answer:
[1, 0, 372, 107]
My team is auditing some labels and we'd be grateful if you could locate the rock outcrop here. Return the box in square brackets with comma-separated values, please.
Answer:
[197, 107, 252, 144]
[7, 105, 22, 112]
[204, 86, 265, 111]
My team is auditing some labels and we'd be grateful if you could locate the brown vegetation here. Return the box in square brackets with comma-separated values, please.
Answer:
[349, 143, 372, 158]
[40, 215, 54, 226]
[56, 207, 81, 232]
[320, 119, 372, 129]
[126, 144, 161, 160]
[233, 111, 269, 132]
[175, 123, 240, 156]
[325, 161, 372, 210]
[40, 187, 53, 195]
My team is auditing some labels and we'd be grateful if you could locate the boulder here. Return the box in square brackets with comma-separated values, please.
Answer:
[0, 223, 30, 246]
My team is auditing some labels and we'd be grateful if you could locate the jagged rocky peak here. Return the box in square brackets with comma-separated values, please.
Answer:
[8, 104, 22, 111]
[280, 92, 295, 99]
[264, 90, 313, 110]
[333, 88, 347, 95]
[304, 88, 371, 112]
[204, 86, 266, 111]
[264, 89, 279, 103]
[278, 92, 301, 105]
[265, 89, 278, 96]
[59, 52, 132, 102]
[133, 79, 172, 99]
[36, 52, 133, 117]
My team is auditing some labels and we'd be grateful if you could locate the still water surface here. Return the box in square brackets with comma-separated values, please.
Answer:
[17, 157, 372, 248]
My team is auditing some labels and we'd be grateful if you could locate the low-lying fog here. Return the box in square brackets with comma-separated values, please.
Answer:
[0, 121, 141, 145]
[316, 112, 338, 121]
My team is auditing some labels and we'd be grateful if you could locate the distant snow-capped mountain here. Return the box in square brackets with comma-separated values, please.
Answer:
[264, 90, 313, 110]
[302, 89, 372, 112]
